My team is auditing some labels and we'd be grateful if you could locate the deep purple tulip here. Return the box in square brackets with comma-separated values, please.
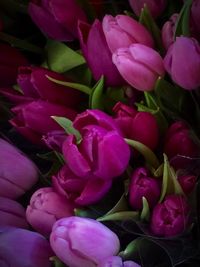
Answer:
[52, 164, 112, 206]
[129, 167, 160, 210]
[26, 187, 75, 236]
[78, 20, 124, 86]
[98, 256, 141, 267]
[0, 227, 53, 267]
[150, 195, 190, 237]
[191, 0, 200, 41]
[0, 197, 28, 229]
[50, 217, 120, 267]
[102, 14, 154, 53]
[128, 0, 167, 18]
[113, 44, 165, 91]
[162, 13, 178, 50]
[178, 174, 197, 195]
[113, 102, 159, 150]
[10, 100, 77, 144]
[42, 130, 66, 152]
[0, 138, 38, 199]
[164, 36, 200, 90]
[0, 43, 27, 87]
[164, 121, 199, 168]
[62, 109, 130, 180]
[28, 0, 87, 41]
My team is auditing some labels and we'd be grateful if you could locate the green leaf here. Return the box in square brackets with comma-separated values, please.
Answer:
[46, 40, 85, 73]
[47, 75, 91, 95]
[140, 197, 150, 221]
[51, 116, 81, 142]
[103, 194, 129, 216]
[125, 138, 160, 169]
[89, 76, 104, 109]
[159, 154, 184, 202]
[97, 211, 139, 222]
[50, 256, 66, 267]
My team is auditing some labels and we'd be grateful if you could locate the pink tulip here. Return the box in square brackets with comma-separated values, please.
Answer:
[161, 13, 178, 50]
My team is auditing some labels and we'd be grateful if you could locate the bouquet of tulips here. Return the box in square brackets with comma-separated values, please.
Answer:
[1, 0, 200, 266]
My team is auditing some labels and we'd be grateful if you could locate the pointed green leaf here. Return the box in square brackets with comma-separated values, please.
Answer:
[89, 76, 104, 109]
[153, 163, 164, 178]
[119, 239, 140, 259]
[125, 139, 160, 169]
[104, 194, 129, 216]
[47, 75, 91, 95]
[97, 211, 139, 222]
[140, 197, 150, 221]
[51, 116, 81, 142]
[46, 40, 85, 72]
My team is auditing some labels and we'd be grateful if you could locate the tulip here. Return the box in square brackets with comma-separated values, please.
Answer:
[150, 195, 190, 237]
[78, 20, 124, 86]
[0, 138, 38, 199]
[62, 109, 130, 180]
[97, 256, 141, 267]
[191, 0, 200, 41]
[26, 187, 75, 236]
[0, 197, 28, 228]
[0, 43, 27, 87]
[50, 216, 120, 267]
[10, 100, 77, 144]
[42, 130, 66, 152]
[164, 121, 199, 169]
[161, 13, 178, 50]
[178, 174, 197, 195]
[112, 44, 165, 91]
[28, 0, 87, 41]
[0, 227, 53, 267]
[113, 102, 159, 150]
[52, 164, 112, 206]
[102, 14, 154, 53]
[164, 36, 200, 90]
[129, 167, 160, 210]
[128, 0, 167, 18]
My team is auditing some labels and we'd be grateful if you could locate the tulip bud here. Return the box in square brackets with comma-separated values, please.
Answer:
[26, 187, 75, 236]
[50, 216, 120, 267]
[97, 256, 141, 267]
[150, 195, 190, 237]
[112, 44, 165, 91]
[178, 174, 196, 195]
[129, 167, 160, 210]
[0, 197, 28, 229]
[191, 0, 200, 41]
[113, 102, 159, 150]
[0, 138, 38, 199]
[161, 13, 178, 50]
[0, 227, 53, 267]
[128, 0, 167, 18]
[102, 14, 154, 53]
[164, 36, 200, 90]
[42, 130, 66, 152]
[28, 0, 87, 41]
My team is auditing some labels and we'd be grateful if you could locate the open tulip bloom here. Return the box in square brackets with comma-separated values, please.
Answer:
[1, 0, 200, 266]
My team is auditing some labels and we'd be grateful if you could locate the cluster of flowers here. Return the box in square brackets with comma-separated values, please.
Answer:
[0, 0, 200, 266]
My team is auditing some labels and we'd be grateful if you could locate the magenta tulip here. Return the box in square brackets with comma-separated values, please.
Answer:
[28, 0, 87, 41]
[150, 195, 190, 237]
[42, 130, 66, 152]
[113, 44, 165, 91]
[161, 13, 178, 50]
[50, 216, 120, 267]
[191, 0, 200, 41]
[178, 174, 197, 195]
[102, 14, 154, 53]
[0, 138, 38, 199]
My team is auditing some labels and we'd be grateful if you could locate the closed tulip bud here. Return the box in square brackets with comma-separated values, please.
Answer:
[78, 20, 124, 86]
[113, 102, 159, 150]
[102, 14, 154, 53]
[113, 44, 165, 91]
[42, 130, 66, 152]
[162, 13, 178, 50]
[191, 0, 200, 41]
[62, 109, 130, 180]
[0, 197, 28, 229]
[97, 256, 141, 267]
[28, 0, 87, 41]
[164, 121, 199, 168]
[129, 167, 160, 210]
[0, 138, 38, 199]
[10, 100, 77, 144]
[150, 195, 190, 237]
[128, 0, 167, 18]
[164, 36, 200, 90]
[50, 216, 120, 267]
[0, 43, 27, 87]
[0, 227, 53, 267]
[178, 174, 197, 195]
